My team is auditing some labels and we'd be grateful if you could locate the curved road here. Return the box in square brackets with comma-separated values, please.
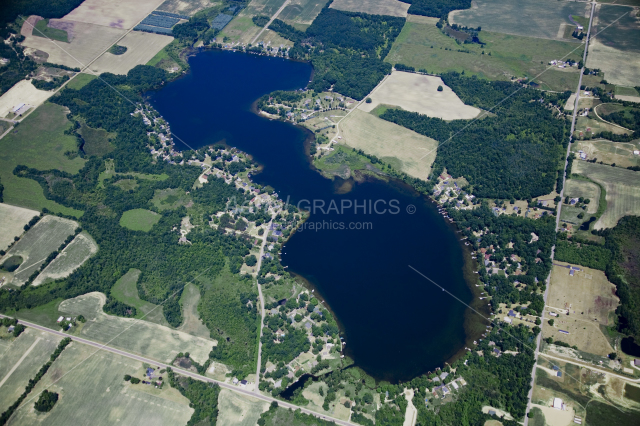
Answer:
[0, 314, 356, 426]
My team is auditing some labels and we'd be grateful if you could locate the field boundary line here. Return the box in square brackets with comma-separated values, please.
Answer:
[251, 0, 292, 45]
[0, 337, 41, 389]
[592, 103, 634, 133]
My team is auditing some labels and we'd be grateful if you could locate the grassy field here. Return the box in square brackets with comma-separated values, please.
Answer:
[177, 283, 211, 339]
[585, 400, 640, 425]
[449, 0, 589, 40]
[572, 160, 640, 229]
[0, 103, 85, 216]
[279, 0, 330, 25]
[78, 120, 116, 157]
[216, 388, 269, 426]
[0, 203, 39, 251]
[151, 188, 192, 211]
[65, 73, 96, 90]
[0, 328, 62, 413]
[7, 339, 194, 426]
[572, 139, 640, 169]
[32, 19, 69, 43]
[58, 292, 216, 363]
[564, 179, 600, 214]
[219, 14, 262, 44]
[2, 215, 78, 286]
[98, 159, 169, 189]
[337, 109, 438, 180]
[575, 114, 632, 139]
[385, 15, 585, 91]
[543, 262, 618, 356]
[119, 209, 161, 232]
[329, 0, 409, 18]
[32, 232, 98, 286]
[110, 269, 169, 326]
[359, 71, 481, 119]
[616, 86, 640, 97]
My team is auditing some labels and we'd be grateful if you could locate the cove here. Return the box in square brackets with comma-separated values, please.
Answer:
[148, 49, 484, 382]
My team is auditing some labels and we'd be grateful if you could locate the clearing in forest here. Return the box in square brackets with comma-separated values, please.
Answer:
[0, 328, 62, 413]
[572, 160, 640, 229]
[543, 262, 618, 356]
[58, 292, 216, 364]
[587, 4, 640, 87]
[385, 15, 585, 92]
[110, 269, 169, 326]
[358, 71, 481, 120]
[0, 203, 39, 251]
[65, 73, 97, 90]
[91, 31, 174, 76]
[63, 0, 164, 29]
[329, 0, 409, 18]
[2, 215, 78, 286]
[120, 209, 161, 232]
[216, 388, 269, 426]
[572, 139, 640, 169]
[178, 282, 211, 339]
[22, 19, 127, 70]
[32, 232, 98, 286]
[449, 0, 589, 40]
[338, 109, 438, 180]
[7, 339, 194, 426]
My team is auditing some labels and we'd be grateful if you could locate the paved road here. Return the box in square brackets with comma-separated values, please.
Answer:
[1, 314, 356, 426]
[523, 3, 596, 424]
[251, 0, 292, 45]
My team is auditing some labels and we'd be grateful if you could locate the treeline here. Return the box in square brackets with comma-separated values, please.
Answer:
[31, 75, 69, 90]
[252, 16, 306, 42]
[381, 74, 570, 199]
[167, 369, 221, 425]
[0, 0, 84, 29]
[601, 107, 640, 132]
[268, 7, 404, 100]
[397, 0, 471, 18]
[0, 34, 37, 96]
[0, 337, 71, 425]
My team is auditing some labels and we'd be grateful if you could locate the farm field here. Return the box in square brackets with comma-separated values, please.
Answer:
[572, 139, 640, 169]
[7, 339, 193, 426]
[358, 71, 481, 120]
[338, 109, 438, 180]
[58, 292, 216, 363]
[216, 388, 269, 426]
[177, 283, 211, 339]
[158, 0, 212, 16]
[65, 73, 96, 90]
[0, 79, 53, 118]
[278, 0, 330, 25]
[0, 328, 63, 413]
[32, 232, 98, 287]
[110, 269, 169, 326]
[2, 215, 78, 286]
[32, 19, 69, 43]
[22, 20, 127, 70]
[90, 31, 174, 76]
[218, 14, 261, 44]
[120, 209, 161, 232]
[543, 262, 618, 356]
[329, 0, 409, 18]
[63, 0, 164, 29]
[0, 204, 39, 251]
[449, 0, 589, 40]
[385, 15, 584, 91]
[244, 0, 288, 19]
[587, 4, 640, 87]
[572, 160, 640, 229]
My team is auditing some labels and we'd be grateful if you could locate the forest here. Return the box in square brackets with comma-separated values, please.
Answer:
[381, 74, 570, 199]
[168, 369, 221, 426]
[266, 7, 405, 100]
[0, 0, 84, 29]
[397, 0, 471, 18]
[0, 35, 38, 96]
[600, 106, 640, 132]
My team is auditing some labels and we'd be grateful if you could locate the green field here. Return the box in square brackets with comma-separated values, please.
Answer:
[110, 269, 169, 326]
[0, 103, 85, 216]
[0, 329, 62, 413]
[585, 400, 640, 425]
[573, 160, 640, 229]
[615, 86, 640, 97]
[216, 388, 268, 426]
[177, 283, 211, 339]
[3, 215, 78, 286]
[120, 209, 161, 232]
[151, 188, 192, 211]
[449, 0, 589, 40]
[33, 19, 69, 43]
[98, 159, 169, 189]
[58, 292, 216, 363]
[7, 340, 194, 426]
[385, 16, 584, 91]
[78, 120, 116, 157]
[65, 73, 96, 90]
[32, 232, 98, 287]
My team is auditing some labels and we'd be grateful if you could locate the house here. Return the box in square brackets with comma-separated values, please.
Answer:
[232, 378, 239, 384]
[305, 322, 312, 330]
[57, 316, 64, 323]
[274, 379, 282, 388]
[493, 348, 502, 356]
[439, 371, 449, 380]
[634, 359, 640, 366]
[503, 317, 512, 324]
[240, 380, 247, 386]
[553, 397, 563, 410]
[451, 381, 459, 390]
[508, 310, 517, 317]
[488, 410, 496, 416]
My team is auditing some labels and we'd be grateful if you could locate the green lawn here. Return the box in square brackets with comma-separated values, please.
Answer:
[33, 19, 69, 43]
[66, 73, 97, 90]
[0, 103, 85, 216]
[385, 17, 585, 91]
[119, 209, 161, 232]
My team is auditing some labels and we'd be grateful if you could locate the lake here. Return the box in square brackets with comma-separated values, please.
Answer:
[148, 49, 485, 382]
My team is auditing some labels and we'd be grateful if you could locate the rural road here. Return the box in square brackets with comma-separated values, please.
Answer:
[523, 2, 596, 425]
[251, 0, 292, 45]
[0, 314, 357, 426]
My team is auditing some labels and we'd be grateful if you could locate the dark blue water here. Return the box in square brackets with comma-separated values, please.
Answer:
[148, 49, 483, 382]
